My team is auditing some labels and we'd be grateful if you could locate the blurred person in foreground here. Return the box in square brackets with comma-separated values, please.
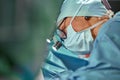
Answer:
[0, 0, 60, 80]
[41, 0, 120, 80]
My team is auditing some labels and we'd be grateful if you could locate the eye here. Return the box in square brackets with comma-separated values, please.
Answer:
[84, 16, 91, 20]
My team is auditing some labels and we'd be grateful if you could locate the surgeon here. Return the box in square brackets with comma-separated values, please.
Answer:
[42, 0, 114, 79]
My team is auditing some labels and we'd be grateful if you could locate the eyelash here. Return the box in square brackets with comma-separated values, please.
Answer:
[84, 16, 91, 20]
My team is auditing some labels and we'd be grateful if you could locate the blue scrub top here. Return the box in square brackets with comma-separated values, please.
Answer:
[42, 11, 120, 80]
[42, 35, 89, 80]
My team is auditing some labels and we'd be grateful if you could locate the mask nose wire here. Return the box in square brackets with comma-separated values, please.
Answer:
[69, 0, 88, 25]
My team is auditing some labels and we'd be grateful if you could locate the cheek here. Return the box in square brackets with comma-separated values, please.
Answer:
[89, 18, 99, 25]
[72, 18, 91, 32]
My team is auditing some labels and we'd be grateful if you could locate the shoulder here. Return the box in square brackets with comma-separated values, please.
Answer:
[98, 11, 120, 36]
[113, 11, 120, 18]
[95, 11, 120, 45]
[105, 11, 120, 36]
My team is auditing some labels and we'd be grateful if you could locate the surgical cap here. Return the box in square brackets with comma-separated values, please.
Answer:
[57, 0, 108, 26]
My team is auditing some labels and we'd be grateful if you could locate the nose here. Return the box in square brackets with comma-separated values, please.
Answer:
[58, 19, 67, 35]
[59, 20, 65, 30]
[59, 17, 72, 33]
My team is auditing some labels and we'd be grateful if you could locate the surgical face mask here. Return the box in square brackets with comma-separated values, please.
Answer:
[63, 24, 93, 55]
[63, 20, 104, 55]
[60, 0, 105, 55]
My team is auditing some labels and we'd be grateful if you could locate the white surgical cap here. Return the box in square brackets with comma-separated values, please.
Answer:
[57, 0, 108, 26]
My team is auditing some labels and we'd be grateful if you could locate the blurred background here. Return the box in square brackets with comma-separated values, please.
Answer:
[0, 0, 119, 80]
[109, 0, 120, 13]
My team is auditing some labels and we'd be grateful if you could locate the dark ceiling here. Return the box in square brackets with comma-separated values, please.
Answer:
[108, 0, 120, 13]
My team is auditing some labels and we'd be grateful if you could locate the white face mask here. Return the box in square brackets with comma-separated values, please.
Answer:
[63, 20, 104, 55]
